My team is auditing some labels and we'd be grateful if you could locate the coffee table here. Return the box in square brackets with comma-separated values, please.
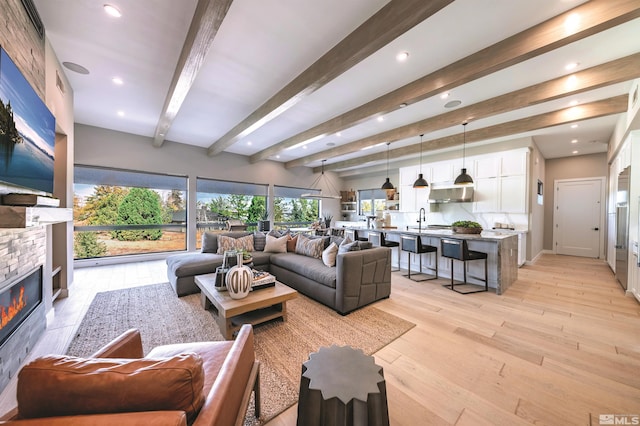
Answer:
[194, 273, 298, 339]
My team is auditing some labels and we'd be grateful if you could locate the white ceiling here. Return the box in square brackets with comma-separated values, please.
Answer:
[33, 0, 640, 173]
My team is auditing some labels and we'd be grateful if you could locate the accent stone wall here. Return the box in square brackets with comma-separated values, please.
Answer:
[0, 227, 47, 392]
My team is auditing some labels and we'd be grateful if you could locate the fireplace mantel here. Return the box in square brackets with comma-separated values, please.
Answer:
[0, 206, 73, 228]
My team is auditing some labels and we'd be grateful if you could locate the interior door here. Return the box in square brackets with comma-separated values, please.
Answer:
[554, 178, 604, 258]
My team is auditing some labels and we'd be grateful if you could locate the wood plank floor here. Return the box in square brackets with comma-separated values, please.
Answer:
[1, 254, 639, 425]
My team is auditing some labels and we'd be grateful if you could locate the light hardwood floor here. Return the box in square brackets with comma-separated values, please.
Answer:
[1, 254, 639, 425]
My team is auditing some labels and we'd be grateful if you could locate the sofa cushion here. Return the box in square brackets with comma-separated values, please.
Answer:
[322, 242, 338, 267]
[339, 238, 360, 254]
[295, 234, 325, 259]
[270, 253, 336, 288]
[264, 234, 288, 253]
[201, 232, 252, 253]
[167, 253, 223, 278]
[249, 251, 271, 266]
[217, 234, 254, 254]
[17, 353, 205, 422]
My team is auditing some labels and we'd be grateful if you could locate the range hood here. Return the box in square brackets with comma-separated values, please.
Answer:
[428, 186, 474, 203]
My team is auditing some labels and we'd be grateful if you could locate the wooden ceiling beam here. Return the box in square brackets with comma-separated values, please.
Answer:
[254, 0, 640, 163]
[287, 52, 640, 168]
[314, 95, 628, 172]
[207, 0, 453, 156]
[152, 0, 234, 147]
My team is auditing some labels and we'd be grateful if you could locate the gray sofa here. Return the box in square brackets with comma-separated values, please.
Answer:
[166, 231, 391, 315]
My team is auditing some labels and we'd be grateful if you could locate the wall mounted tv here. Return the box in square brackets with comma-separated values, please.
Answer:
[0, 46, 55, 195]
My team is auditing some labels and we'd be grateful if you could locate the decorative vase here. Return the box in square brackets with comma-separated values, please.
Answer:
[225, 253, 252, 299]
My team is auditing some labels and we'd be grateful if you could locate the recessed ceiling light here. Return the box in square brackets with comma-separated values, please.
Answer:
[571, 139, 578, 144]
[62, 61, 90, 74]
[336, 132, 342, 137]
[396, 51, 409, 62]
[569, 100, 579, 106]
[399, 103, 408, 108]
[103, 4, 122, 18]
[565, 62, 579, 71]
[571, 124, 578, 129]
[117, 110, 125, 117]
[303, 145, 307, 149]
[112, 77, 123, 85]
[276, 155, 280, 159]
[444, 100, 462, 108]
[247, 141, 252, 146]
[440, 92, 450, 99]
[377, 116, 384, 122]
[572, 150, 579, 154]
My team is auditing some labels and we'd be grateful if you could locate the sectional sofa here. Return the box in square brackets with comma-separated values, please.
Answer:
[166, 231, 391, 315]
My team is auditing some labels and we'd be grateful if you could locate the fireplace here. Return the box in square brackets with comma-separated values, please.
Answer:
[0, 266, 43, 348]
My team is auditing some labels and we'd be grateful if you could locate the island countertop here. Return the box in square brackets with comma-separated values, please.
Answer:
[344, 227, 518, 294]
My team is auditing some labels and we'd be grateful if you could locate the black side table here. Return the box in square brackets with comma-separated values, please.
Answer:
[297, 345, 389, 426]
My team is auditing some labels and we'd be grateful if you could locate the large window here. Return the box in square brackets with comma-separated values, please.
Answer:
[273, 185, 320, 230]
[358, 189, 387, 216]
[196, 178, 268, 248]
[73, 166, 187, 259]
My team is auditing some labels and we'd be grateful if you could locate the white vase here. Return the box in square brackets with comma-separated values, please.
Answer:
[225, 253, 252, 299]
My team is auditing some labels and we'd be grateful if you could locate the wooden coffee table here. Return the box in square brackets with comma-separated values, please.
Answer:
[194, 273, 298, 339]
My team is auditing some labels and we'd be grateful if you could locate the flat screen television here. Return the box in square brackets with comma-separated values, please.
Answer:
[0, 46, 55, 195]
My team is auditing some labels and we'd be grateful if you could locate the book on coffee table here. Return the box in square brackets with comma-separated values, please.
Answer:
[251, 269, 276, 290]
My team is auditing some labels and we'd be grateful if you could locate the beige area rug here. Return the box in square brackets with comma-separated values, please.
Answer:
[67, 283, 415, 424]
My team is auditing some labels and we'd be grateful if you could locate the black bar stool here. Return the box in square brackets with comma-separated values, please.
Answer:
[368, 230, 400, 272]
[440, 238, 488, 294]
[400, 234, 438, 281]
[345, 229, 368, 242]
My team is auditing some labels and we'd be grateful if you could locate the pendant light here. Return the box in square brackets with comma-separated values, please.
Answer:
[454, 122, 474, 185]
[301, 160, 341, 199]
[381, 142, 394, 190]
[413, 134, 429, 188]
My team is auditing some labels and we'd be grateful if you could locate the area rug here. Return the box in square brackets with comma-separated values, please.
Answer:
[67, 283, 415, 424]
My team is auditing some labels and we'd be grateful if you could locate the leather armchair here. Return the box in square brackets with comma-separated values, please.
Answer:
[0, 324, 260, 426]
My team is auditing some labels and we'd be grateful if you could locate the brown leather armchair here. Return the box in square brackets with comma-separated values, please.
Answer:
[0, 324, 260, 426]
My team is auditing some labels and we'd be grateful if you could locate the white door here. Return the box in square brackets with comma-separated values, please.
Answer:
[554, 178, 604, 258]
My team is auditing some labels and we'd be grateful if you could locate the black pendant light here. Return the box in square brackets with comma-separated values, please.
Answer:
[381, 142, 394, 190]
[454, 122, 474, 185]
[413, 134, 429, 188]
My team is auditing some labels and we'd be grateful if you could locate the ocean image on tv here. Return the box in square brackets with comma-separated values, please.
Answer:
[0, 48, 55, 194]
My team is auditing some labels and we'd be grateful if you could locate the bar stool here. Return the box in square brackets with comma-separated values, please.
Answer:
[400, 234, 438, 281]
[440, 238, 488, 294]
[345, 229, 368, 242]
[368, 230, 400, 272]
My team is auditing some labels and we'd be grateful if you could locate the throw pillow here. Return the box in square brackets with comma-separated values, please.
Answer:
[330, 235, 344, 247]
[338, 238, 361, 254]
[295, 233, 325, 259]
[268, 229, 288, 238]
[264, 234, 288, 253]
[253, 232, 266, 251]
[201, 232, 218, 253]
[359, 241, 373, 250]
[216, 234, 254, 254]
[322, 242, 339, 267]
[17, 353, 205, 422]
[286, 234, 299, 252]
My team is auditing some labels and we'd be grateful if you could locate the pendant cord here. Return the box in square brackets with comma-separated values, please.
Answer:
[419, 134, 424, 173]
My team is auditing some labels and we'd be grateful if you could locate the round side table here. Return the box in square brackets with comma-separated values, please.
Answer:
[297, 345, 389, 426]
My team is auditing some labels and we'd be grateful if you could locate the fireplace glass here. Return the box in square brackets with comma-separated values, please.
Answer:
[0, 266, 43, 347]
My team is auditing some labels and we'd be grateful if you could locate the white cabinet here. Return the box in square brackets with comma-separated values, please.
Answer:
[399, 165, 420, 187]
[501, 150, 527, 176]
[500, 175, 527, 213]
[475, 156, 499, 178]
[518, 232, 527, 266]
[399, 165, 429, 212]
[473, 178, 499, 212]
[431, 162, 454, 183]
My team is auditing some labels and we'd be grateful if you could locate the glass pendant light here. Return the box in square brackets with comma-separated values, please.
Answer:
[413, 134, 429, 188]
[454, 122, 474, 185]
[381, 142, 394, 190]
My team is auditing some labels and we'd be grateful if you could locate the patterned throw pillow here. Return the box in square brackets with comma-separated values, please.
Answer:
[216, 234, 254, 254]
[338, 237, 361, 254]
[295, 233, 325, 259]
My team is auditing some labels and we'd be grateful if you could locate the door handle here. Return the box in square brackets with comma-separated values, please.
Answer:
[592, 227, 599, 231]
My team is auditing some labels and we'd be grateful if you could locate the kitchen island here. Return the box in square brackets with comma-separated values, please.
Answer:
[347, 227, 518, 294]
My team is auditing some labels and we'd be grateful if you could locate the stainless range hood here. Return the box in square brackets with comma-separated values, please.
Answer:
[428, 186, 474, 203]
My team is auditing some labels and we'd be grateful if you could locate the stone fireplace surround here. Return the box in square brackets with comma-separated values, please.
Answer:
[0, 228, 47, 393]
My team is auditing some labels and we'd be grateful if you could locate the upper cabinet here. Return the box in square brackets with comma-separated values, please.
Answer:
[475, 156, 499, 179]
[473, 149, 529, 213]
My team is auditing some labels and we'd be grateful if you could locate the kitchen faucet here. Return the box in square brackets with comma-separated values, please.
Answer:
[417, 207, 426, 232]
